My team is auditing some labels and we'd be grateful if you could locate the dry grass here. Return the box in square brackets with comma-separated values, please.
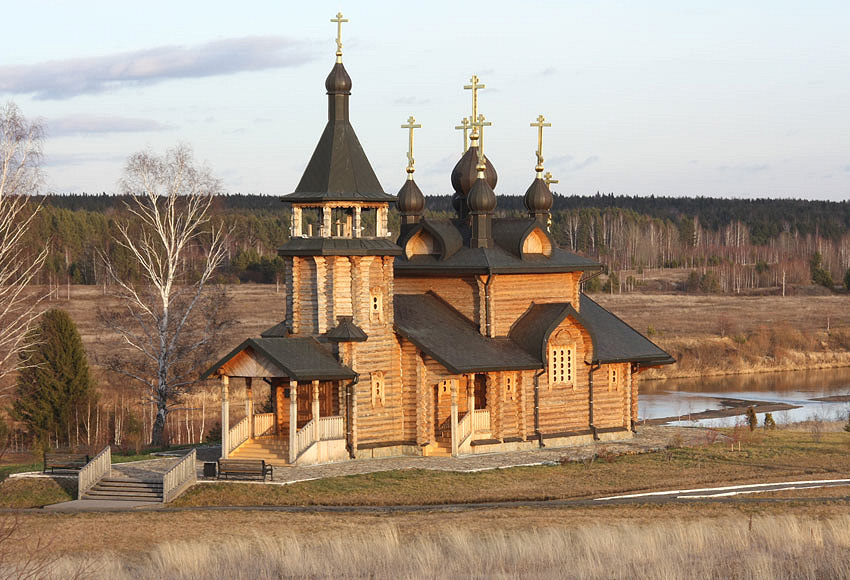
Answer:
[171, 428, 850, 508]
[13, 513, 850, 579]
[0, 477, 74, 508]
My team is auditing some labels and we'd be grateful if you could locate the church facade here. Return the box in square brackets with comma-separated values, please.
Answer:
[203, 16, 674, 465]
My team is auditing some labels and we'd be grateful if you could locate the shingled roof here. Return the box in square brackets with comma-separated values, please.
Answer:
[202, 337, 355, 381]
[394, 293, 542, 374]
[509, 295, 675, 367]
[395, 217, 600, 275]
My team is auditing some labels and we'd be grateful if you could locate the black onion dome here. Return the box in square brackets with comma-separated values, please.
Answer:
[450, 146, 497, 195]
[397, 179, 425, 214]
[467, 177, 497, 213]
[325, 62, 352, 94]
[524, 177, 553, 213]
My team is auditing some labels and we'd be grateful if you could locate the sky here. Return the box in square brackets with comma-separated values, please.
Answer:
[2, 0, 849, 200]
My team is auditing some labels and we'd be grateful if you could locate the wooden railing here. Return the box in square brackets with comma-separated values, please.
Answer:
[436, 416, 452, 441]
[78, 445, 111, 500]
[457, 412, 471, 445]
[318, 416, 344, 440]
[473, 409, 491, 433]
[254, 413, 275, 437]
[227, 416, 250, 456]
[162, 449, 196, 503]
[295, 418, 315, 456]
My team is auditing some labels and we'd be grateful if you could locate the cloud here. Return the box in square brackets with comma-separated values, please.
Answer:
[548, 154, 599, 172]
[844, 164, 850, 173]
[0, 36, 315, 100]
[47, 115, 172, 136]
[717, 163, 769, 174]
[394, 96, 431, 105]
[541, 67, 557, 76]
[43, 152, 125, 167]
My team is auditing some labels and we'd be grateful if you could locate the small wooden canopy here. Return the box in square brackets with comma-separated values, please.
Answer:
[202, 337, 356, 381]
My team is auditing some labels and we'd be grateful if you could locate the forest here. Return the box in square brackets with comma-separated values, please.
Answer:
[26, 192, 850, 294]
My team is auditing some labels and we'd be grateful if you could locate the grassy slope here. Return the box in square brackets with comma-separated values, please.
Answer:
[173, 428, 850, 507]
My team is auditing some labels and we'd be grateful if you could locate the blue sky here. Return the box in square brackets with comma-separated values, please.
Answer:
[2, 1, 849, 200]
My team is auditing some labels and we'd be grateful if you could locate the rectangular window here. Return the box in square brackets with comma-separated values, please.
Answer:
[371, 371, 385, 407]
[548, 346, 574, 388]
[609, 367, 619, 391]
[504, 373, 516, 402]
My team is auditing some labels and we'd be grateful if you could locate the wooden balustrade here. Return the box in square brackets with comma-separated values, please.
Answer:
[254, 413, 275, 437]
[162, 449, 197, 503]
[457, 411, 472, 444]
[318, 416, 344, 440]
[296, 418, 315, 456]
[472, 409, 491, 433]
[227, 416, 250, 456]
[78, 445, 111, 500]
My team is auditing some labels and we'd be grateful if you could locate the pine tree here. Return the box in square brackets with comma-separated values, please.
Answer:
[11, 309, 96, 448]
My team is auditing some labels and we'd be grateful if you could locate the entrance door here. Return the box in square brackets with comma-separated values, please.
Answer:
[474, 374, 487, 409]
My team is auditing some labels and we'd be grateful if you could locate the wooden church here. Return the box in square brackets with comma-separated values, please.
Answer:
[204, 14, 674, 465]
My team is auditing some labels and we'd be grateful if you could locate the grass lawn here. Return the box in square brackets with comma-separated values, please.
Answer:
[173, 427, 850, 507]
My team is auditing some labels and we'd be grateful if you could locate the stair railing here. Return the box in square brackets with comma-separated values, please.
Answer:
[295, 418, 316, 457]
[78, 445, 111, 500]
[227, 415, 250, 455]
[162, 448, 197, 503]
[253, 413, 275, 437]
[317, 416, 344, 440]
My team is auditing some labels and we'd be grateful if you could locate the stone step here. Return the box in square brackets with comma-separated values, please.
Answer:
[83, 492, 162, 502]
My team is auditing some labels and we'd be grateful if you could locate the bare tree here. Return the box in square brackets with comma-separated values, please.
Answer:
[99, 144, 229, 446]
[0, 102, 47, 395]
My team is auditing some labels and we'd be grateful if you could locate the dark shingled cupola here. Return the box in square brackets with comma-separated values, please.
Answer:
[524, 177, 553, 226]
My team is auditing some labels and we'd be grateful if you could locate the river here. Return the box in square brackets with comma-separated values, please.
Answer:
[639, 367, 850, 427]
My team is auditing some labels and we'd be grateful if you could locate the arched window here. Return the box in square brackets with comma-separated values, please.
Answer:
[405, 229, 440, 258]
[521, 227, 553, 257]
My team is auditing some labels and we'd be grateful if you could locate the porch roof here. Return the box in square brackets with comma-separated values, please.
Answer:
[202, 337, 356, 381]
[394, 292, 543, 374]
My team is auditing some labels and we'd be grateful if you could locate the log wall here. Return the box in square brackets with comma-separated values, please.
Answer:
[393, 276, 480, 323]
[592, 363, 630, 429]
[536, 317, 593, 433]
[491, 272, 581, 336]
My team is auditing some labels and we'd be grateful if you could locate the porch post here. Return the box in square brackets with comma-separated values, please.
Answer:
[312, 380, 320, 441]
[450, 379, 459, 457]
[467, 374, 475, 438]
[220, 375, 230, 459]
[245, 377, 253, 438]
[289, 380, 298, 463]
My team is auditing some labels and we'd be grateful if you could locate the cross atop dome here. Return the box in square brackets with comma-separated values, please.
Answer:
[331, 12, 349, 63]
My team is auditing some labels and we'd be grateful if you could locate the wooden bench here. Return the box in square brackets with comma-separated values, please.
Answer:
[217, 459, 273, 481]
[43, 452, 90, 473]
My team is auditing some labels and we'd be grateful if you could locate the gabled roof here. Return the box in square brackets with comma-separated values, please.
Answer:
[509, 296, 675, 367]
[395, 217, 600, 275]
[394, 293, 542, 374]
[326, 316, 368, 342]
[282, 121, 395, 203]
[202, 337, 355, 381]
[578, 294, 675, 366]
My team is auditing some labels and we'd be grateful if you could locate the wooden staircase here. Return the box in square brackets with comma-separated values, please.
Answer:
[83, 477, 163, 502]
[229, 437, 290, 465]
[423, 439, 452, 457]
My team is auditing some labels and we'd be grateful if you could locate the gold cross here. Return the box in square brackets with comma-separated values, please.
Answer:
[401, 115, 421, 178]
[471, 114, 492, 172]
[331, 12, 349, 61]
[464, 75, 485, 138]
[454, 117, 471, 153]
[530, 114, 551, 175]
[543, 171, 559, 186]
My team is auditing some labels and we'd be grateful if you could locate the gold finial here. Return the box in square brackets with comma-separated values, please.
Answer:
[331, 12, 349, 62]
[471, 114, 492, 177]
[400, 115, 422, 180]
[530, 114, 552, 177]
[543, 171, 559, 187]
[454, 117, 471, 153]
[464, 75, 486, 141]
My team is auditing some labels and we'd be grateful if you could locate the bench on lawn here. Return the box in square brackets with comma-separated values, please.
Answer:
[217, 459, 274, 481]
[43, 452, 90, 473]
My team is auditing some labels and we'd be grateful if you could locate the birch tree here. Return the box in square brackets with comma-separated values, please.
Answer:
[99, 144, 229, 446]
[0, 102, 47, 394]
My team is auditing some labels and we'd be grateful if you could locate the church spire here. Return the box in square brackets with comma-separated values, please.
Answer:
[524, 114, 554, 226]
[397, 116, 425, 235]
[451, 75, 497, 219]
[331, 12, 349, 64]
[467, 115, 497, 249]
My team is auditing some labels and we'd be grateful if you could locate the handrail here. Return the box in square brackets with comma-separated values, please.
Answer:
[473, 409, 491, 433]
[162, 448, 197, 503]
[254, 413, 275, 437]
[227, 415, 250, 455]
[78, 445, 111, 500]
[295, 418, 316, 456]
[457, 411, 472, 445]
[317, 416, 344, 440]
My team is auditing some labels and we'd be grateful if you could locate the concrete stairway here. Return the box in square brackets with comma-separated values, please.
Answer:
[83, 477, 163, 502]
[229, 437, 290, 464]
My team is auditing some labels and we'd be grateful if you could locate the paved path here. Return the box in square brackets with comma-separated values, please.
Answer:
[43, 499, 160, 512]
[232, 426, 717, 483]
